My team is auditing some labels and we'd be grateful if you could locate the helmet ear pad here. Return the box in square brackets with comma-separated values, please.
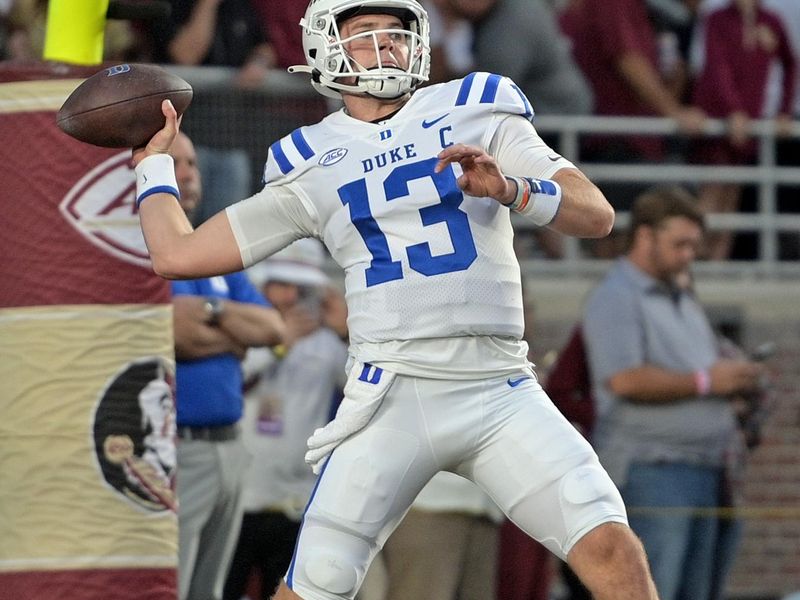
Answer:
[296, 0, 431, 100]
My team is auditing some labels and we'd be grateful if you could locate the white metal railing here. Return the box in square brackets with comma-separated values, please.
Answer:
[528, 115, 800, 279]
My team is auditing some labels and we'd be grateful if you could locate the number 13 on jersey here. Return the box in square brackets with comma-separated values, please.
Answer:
[339, 157, 478, 287]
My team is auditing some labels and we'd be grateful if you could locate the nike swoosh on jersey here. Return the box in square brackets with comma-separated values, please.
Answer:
[507, 376, 531, 387]
[422, 113, 450, 128]
[547, 154, 562, 161]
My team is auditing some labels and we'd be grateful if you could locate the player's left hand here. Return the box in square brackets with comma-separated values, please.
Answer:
[435, 144, 514, 204]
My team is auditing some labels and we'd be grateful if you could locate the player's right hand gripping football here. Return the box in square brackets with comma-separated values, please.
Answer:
[132, 99, 180, 167]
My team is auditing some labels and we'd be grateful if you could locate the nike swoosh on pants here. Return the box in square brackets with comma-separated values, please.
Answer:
[507, 376, 530, 387]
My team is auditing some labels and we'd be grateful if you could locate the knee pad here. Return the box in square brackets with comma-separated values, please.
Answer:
[561, 464, 619, 506]
[559, 463, 628, 554]
[305, 551, 359, 596]
[291, 524, 373, 599]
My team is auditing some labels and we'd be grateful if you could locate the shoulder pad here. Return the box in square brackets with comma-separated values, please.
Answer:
[451, 72, 534, 120]
[263, 126, 318, 185]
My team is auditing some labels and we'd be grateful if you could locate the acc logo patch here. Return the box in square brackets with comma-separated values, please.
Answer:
[93, 357, 177, 513]
[59, 151, 150, 268]
[319, 147, 347, 167]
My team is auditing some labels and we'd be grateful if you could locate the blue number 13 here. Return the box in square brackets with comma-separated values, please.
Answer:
[338, 158, 477, 287]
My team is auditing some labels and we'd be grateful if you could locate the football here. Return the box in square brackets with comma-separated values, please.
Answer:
[57, 63, 193, 148]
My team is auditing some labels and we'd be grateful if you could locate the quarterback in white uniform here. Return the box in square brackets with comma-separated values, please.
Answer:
[132, 1, 659, 599]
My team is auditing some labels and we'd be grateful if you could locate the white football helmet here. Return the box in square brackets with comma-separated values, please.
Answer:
[288, 0, 431, 100]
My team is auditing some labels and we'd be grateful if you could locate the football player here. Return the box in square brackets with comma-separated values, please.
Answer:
[132, 1, 659, 599]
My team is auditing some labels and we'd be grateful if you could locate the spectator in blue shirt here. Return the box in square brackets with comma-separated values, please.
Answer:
[168, 132, 285, 600]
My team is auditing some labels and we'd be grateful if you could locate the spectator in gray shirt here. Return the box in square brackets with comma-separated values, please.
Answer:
[582, 186, 764, 600]
[471, 0, 593, 115]
[426, 0, 592, 115]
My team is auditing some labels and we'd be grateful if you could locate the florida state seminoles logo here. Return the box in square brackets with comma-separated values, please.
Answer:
[59, 151, 150, 268]
[93, 358, 177, 512]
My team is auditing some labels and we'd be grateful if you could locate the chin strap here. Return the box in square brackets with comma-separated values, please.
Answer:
[288, 64, 410, 100]
[286, 65, 313, 75]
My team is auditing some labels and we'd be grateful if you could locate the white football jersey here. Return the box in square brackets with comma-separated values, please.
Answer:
[228, 72, 574, 377]
[272, 73, 552, 343]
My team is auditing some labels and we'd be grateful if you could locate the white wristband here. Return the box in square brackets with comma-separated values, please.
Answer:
[516, 177, 562, 226]
[134, 153, 179, 207]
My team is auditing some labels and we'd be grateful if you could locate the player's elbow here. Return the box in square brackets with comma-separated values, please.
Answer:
[574, 198, 615, 238]
[150, 253, 189, 280]
[593, 202, 615, 237]
[584, 186, 615, 237]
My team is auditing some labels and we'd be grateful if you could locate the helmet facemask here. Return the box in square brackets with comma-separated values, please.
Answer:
[289, 0, 431, 100]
